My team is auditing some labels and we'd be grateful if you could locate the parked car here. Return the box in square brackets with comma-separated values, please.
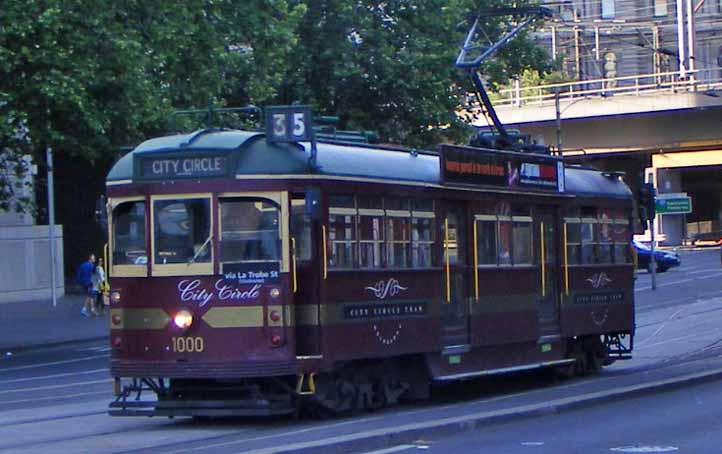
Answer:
[633, 240, 681, 272]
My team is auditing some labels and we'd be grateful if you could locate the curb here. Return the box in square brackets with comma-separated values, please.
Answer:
[0, 335, 109, 354]
[252, 366, 722, 454]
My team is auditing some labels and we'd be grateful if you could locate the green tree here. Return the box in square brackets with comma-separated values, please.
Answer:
[282, 0, 553, 148]
[0, 0, 305, 210]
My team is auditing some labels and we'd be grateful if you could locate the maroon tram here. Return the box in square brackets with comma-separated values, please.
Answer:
[106, 112, 635, 417]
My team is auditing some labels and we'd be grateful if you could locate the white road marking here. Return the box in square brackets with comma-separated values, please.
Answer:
[0, 390, 108, 406]
[0, 368, 107, 385]
[635, 334, 699, 350]
[0, 354, 107, 373]
[361, 444, 417, 454]
[521, 442, 545, 446]
[0, 379, 109, 395]
[635, 271, 722, 292]
[637, 307, 686, 346]
[610, 446, 678, 452]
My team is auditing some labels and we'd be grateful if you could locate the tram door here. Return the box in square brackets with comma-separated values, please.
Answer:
[441, 201, 471, 348]
[537, 206, 561, 336]
[291, 193, 322, 358]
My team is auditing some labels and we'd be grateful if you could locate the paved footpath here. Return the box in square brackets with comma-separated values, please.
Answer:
[0, 293, 108, 352]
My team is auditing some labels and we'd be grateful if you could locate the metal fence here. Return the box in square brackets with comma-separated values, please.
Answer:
[496, 68, 722, 108]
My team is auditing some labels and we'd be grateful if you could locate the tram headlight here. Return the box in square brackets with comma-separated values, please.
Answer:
[173, 310, 193, 329]
[110, 291, 121, 304]
[269, 287, 281, 299]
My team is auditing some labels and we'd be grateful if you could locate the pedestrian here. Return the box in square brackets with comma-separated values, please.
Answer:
[76, 253, 97, 316]
[93, 257, 107, 315]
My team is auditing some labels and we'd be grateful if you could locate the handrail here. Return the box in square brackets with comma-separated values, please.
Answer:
[540, 222, 546, 298]
[321, 226, 328, 280]
[291, 237, 298, 293]
[473, 220, 479, 301]
[444, 218, 451, 304]
[495, 68, 722, 108]
[563, 223, 569, 298]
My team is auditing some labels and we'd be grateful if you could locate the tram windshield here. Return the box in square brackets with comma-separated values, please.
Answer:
[112, 200, 147, 265]
[220, 198, 280, 263]
[153, 198, 211, 264]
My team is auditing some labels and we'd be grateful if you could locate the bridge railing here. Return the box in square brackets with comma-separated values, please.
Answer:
[497, 68, 722, 107]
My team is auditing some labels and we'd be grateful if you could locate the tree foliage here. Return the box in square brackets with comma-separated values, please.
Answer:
[0, 0, 552, 209]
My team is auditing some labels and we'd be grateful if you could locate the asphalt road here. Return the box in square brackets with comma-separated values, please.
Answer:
[1, 248, 721, 453]
[370, 377, 722, 454]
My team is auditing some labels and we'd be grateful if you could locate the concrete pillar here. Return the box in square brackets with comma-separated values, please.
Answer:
[657, 168, 685, 246]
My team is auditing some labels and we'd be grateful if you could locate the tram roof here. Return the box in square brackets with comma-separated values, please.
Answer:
[107, 129, 631, 199]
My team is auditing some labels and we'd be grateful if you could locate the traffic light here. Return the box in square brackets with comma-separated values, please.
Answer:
[638, 183, 656, 221]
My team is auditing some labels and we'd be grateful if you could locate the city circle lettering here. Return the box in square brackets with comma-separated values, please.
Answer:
[177, 279, 261, 307]
[150, 157, 225, 177]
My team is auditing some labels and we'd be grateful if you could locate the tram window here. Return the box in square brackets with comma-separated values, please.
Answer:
[359, 211, 385, 269]
[329, 195, 354, 208]
[112, 200, 147, 265]
[613, 215, 631, 264]
[154, 198, 211, 264]
[476, 220, 497, 265]
[598, 214, 613, 264]
[566, 220, 581, 265]
[387, 216, 410, 268]
[512, 220, 532, 265]
[291, 197, 312, 262]
[498, 218, 513, 265]
[580, 220, 596, 264]
[329, 213, 356, 268]
[219, 199, 280, 263]
[358, 196, 383, 210]
[411, 201, 435, 268]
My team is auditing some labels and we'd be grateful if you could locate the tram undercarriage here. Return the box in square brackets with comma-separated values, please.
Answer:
[109, 334, 629, 418]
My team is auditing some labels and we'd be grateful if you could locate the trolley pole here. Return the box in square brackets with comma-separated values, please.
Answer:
[650, 217, 657, 290]
[47, 147, 57, 307]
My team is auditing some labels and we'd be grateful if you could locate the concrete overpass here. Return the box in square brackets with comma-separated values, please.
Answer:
[487, 68, 722, 246]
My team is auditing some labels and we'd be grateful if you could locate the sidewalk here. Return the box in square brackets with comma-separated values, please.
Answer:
[0, 294, 108, 352]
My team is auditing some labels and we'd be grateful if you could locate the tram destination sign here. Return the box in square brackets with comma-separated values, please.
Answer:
[135, 154, 230, 180]
[439, 144, 564, 192]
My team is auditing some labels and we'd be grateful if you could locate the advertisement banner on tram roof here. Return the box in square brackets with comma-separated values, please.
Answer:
[439, 144, 563, 192]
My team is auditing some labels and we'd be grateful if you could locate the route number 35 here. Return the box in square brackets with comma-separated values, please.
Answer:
[265, 106, 313, 143]
[171, 336, 204, 353]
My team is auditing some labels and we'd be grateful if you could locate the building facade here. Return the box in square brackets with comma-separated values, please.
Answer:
[0, 154, 64, 304]
[488, 1, 722, 246]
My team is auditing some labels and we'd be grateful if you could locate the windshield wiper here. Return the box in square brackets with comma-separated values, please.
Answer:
[188, 235, 213, 264]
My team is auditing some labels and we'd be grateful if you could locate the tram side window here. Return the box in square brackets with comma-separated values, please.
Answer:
[476, 220, 497, 265]
[328, 196, 357, 269]
[498, 217, 513, 265]
[580, 217, 596, 264]
[598, 209, 614, 263]
[220, 198, 280, 264]
[411, 200, 435, 268]
[512, 218, 533, 265]
[154, 198, 211, 264]
[386, 197, 411, 268]
[565, 219, 581, 265]
[613, 213, 632, 264]
[291, 196, 312, 262]
[358, 196, 385, 269]
[112, 200, 147, 265]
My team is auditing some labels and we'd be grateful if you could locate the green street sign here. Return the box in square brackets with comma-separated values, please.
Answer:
[655, 196, 692, 214]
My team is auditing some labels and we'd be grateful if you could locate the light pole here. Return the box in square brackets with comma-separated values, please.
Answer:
[46, 146, 57, 307]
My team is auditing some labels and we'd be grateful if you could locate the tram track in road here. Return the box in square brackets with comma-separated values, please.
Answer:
[3, 348, 722, 453]
[24, 345, 720, 454]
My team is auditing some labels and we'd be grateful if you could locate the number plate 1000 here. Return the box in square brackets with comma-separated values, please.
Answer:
[171, 337, 204, 353]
